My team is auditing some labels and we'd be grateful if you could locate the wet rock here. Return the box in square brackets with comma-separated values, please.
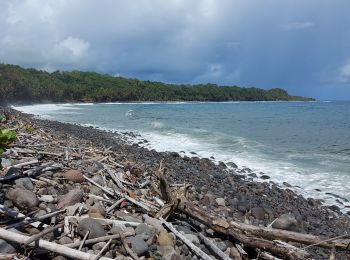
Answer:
[260, 175, 270, 180]
[329, 205, 340, 212]
[64, 169, 85, 183]
[77, 218, 106, 239]
[215, 197, 226, 207]
[250, 207, 265, 220]
[14, 177, 34, 190]
[127, 236, 149, 256]
[6, 188, 39, 209]
[57, 188, 83, 209]
[272, 213, 300, 232]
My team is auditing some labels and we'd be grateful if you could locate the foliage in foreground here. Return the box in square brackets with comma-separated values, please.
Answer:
[0, 63, 315, 104]
[0, 117, 16, 169]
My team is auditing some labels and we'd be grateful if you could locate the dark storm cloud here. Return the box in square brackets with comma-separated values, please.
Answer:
[1, 0, 350, 99]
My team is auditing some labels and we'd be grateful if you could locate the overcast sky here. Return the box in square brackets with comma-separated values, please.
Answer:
[1, 0, 350, 100]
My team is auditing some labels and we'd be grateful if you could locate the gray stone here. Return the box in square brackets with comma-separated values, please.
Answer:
[215, 197, 225, 206]
[0, 238, 17, 253]
[58, 237, 73, 245]
[77, 218, 107, 239]
[6, 188, 39, 209]
[272, 213, 300, 232]
[14, 177, 34, 190]
[127, 236, 149, 256]
[135, 223, 155, 236]
[92, 242, 107, 251]
[184, 234, 200, 245]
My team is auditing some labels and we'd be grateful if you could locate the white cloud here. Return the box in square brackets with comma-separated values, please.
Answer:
[338, 60, 350, 83]
[282, 22, 314, 30]
[54, 37, 90, 59]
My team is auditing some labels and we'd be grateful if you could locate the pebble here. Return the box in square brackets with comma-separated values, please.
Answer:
[215, 197, 226, 206]
[14, 177, 34, 190]
[64, 169, 85, 182]
[92, 242, 107, 251]
[6, 188, 39, 209]
[58, 237, 73, 245]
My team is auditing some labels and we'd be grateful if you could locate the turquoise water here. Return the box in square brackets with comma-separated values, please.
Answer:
[15, 101, 350, 208]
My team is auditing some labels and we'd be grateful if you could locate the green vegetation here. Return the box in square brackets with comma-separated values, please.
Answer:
[0, 64, 314, 104]
[0, 115, 16, 169]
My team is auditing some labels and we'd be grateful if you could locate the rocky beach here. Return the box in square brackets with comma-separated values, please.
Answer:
[0, 107, 350, 260]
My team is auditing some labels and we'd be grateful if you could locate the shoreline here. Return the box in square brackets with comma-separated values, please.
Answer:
[2, 107, 350, 258]
[13, 104, 350, 213]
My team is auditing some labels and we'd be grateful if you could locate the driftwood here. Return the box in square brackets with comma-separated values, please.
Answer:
[179, 201, 350, 251]
[198, 233, 231, 260]
[159, 217, 214, 260]
[0, 228, 113, 260]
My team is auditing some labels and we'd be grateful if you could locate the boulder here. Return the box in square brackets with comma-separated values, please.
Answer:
[6, 188, 39, 209]
[272, 213, 300, 232]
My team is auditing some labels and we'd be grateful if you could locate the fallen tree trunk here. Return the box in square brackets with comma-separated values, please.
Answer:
[178, 201, 311, 259]
[178, 201, 350, 251]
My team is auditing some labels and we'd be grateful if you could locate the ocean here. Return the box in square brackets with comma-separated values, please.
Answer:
[14, 101, 350, 210]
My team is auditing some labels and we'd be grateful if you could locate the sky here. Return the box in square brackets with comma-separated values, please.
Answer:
[0, 0, 350, 100]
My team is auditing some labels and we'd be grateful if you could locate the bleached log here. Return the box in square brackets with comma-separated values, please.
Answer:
[0, 228, 112, 260]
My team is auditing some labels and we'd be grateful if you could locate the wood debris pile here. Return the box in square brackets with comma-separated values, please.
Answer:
[0, 112, 349, 260]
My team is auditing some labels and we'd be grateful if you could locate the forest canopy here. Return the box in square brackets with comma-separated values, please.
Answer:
[0, 64, 314, 104]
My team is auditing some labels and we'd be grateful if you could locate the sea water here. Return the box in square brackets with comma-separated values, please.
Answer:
[14, 101, 350, 210]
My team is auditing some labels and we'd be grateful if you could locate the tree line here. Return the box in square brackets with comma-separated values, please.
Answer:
[0, 64, 314, 104]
